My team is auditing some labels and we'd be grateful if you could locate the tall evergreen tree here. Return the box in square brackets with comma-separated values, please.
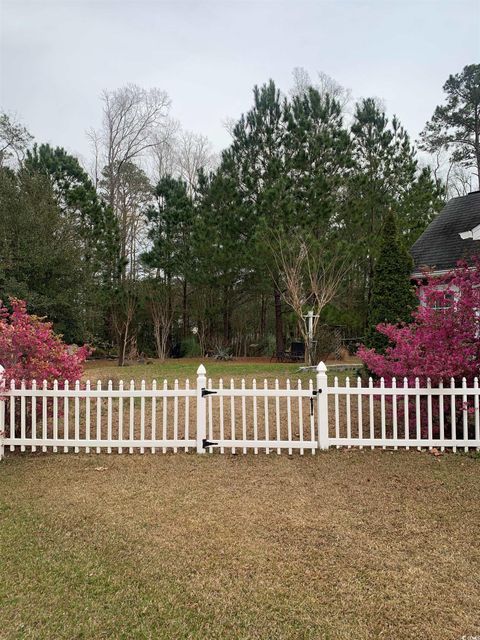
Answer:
[142, 176, 194, 336]
[193, 161, 255, 343]
[365, 210, 417, 353]
[24, 144, 121, 280]
[24, 144, 122, 341]
[228, 80, 291, 354]
[0, 167, 85, 342]
[345, 99, 443, 325]
[420, 64, 480, 188]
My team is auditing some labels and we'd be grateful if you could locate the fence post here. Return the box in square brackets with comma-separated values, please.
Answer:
[316, 361, 329, 450]
[196, 364, 207, 454]
[0, 365, 5, 461]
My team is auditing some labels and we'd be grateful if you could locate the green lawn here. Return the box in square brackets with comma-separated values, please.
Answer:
[1, 451, 479, 639]
[84, 357, 359, 386]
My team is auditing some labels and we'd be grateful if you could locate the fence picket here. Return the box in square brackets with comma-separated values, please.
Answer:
[475, 378, 479, 451]
[451, 378, 456, 452]
[264, 379, 270, 455]
[427, 378, 432, 450]
[42, 380, 47, 452]
[174, 379, 179, 454]
[117, 380, 122, 454]
[309, 378, 315, 455]
[151, 380, 156, 454]
[219, 379, 224, 454]
[380, 377, 385, 449]
[63, 380, 69, 453]
[392, 377, 397, 450]
[21, 380, 26, 452]
[129, 380, 134, 454]
[439, 380, 444, 451]
[241, 378, 247, 455]
[415, 378, 421, 451]
[403, 378, 409, 449]
[253, 379, 258, 454]
[53, 380, 58, 452]
[31, 380, 37, 452]
[9, 380, 15, 452]
[184, 379, 190, 453]
[297, 380, 304, 456]
[230, 379, 235, 454]
[162, 380, 168, 453]
[286, 379, 292, 455]
[357, 377, 363, 448]
[275, 379, 280, 455]
[97, 380, 102, 454]
[462, 377, 468, 452]
[140, 380, 145, 454]
[334, 376, 339, 447]
[346, 376, 351, 448]
[369, 377, 374, 450]
[75, 380, 80, 453]
[105, 380, 112, 453]
[86, 380, 91, 453]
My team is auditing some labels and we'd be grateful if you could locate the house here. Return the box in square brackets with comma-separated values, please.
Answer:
[411, 191, 480, 279]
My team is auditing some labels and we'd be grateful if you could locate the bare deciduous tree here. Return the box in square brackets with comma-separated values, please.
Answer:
[111, 284, 137, 367]
[0, 113, 32, 167]
[270, 231, 351, 365]
[147, 281, 176, 361]
[149, 117, 180, 181]
[176, 130, 217, 195]
[88, 84, 170, 259]
[289, 68, 352, 113]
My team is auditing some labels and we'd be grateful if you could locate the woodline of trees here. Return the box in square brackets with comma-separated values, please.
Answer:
[0, 65, 478, 365]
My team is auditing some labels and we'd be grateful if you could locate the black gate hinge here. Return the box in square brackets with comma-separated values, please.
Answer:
[202, 438, 218, 448]
[201, 388, 217, 397]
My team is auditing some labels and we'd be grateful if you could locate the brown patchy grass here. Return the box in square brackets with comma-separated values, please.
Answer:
[1, 451, 479, 639]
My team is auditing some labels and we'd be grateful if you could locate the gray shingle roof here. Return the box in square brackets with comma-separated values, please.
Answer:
[411, 191, 480, 275]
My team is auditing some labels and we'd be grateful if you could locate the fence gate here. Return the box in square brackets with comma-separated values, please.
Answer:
[195, 364, 329, 454]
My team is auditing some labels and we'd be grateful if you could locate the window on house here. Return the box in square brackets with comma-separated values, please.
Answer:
[431, 291, 455, 311]
[419, 284, 459, 311]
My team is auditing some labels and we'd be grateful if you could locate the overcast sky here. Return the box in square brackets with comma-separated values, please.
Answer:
[1, 0, 479, 164]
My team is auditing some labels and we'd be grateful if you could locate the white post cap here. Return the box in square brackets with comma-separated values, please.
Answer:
[316, 361, 327, 373]
[196, 364, 206, 375]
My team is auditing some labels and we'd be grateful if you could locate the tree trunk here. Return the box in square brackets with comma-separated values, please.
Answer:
[259, 294, 267, 337]
[182, 279, 188, 338]
[223, 287, 231, 344]
[118, 328, 127, 366]
[273, 285, 284, 356]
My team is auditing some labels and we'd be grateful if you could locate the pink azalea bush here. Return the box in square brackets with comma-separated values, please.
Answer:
[358, 259, 480, 386]
[0, 299, 90, 388]
[358, 260, 480, 438]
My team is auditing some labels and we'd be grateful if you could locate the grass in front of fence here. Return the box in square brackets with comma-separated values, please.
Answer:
[1, 451, 479, 639]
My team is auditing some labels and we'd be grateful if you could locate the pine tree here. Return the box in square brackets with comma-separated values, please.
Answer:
[365, 210, 417, 353]
[344, 99, 444, 327]
[142, 176, 194, 336]
[420, 64, 480, 188]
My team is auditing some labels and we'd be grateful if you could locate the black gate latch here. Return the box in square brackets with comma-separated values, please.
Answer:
[201, 388, 217, 397]
[310, 390, 321, 416]
[202, 438, 218, 448]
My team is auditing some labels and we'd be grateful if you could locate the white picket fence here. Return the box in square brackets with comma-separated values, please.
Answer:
[1, 362, 480, 458]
